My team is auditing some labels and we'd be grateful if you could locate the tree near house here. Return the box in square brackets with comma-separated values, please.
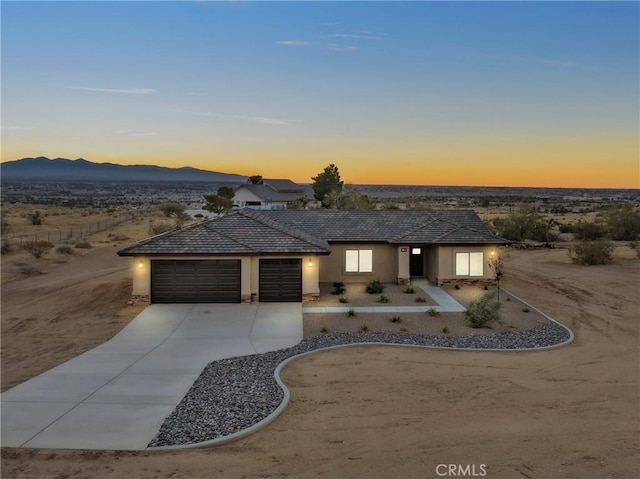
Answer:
[247, 175, 263, 184]
[311, 164, 344, 207]
[203, 186, 235, 215]
[488, 254, 505, 302]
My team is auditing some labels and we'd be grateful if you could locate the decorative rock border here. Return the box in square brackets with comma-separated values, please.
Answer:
[148, 290, 573, 450]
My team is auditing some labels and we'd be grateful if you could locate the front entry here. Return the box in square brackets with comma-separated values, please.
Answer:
[409, 247, 424, 277]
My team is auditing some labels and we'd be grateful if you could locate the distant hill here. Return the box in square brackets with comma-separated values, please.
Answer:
[0, 157, 248, 182]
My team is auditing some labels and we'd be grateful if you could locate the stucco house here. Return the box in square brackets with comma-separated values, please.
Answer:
[117, 208, 509, 304]
[232, 179, 319, 210]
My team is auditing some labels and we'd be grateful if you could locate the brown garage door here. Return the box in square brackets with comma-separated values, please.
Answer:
[259, 258, 302, 302]
[151, 260, 241, 303]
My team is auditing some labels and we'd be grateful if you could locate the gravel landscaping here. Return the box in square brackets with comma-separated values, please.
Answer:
[149, 320, 573, 448]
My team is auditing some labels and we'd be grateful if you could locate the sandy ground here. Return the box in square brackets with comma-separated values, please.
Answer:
[1, 246, 639, 478]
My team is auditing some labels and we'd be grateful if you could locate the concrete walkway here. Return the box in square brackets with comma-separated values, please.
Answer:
[302, 280, 465, 314]
[1, 303, 302, 450]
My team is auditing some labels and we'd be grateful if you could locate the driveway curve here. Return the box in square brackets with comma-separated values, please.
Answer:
[1, 303, 302, 450]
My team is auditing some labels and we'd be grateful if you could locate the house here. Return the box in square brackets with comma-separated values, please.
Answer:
[232, 179, 319, 210]
[117, 208, 509, 304]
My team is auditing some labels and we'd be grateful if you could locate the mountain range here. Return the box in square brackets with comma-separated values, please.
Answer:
[1, 157, 248, 182]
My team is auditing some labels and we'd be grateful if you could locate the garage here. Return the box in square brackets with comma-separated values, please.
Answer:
[151, 260, 241, 303]
[259, 258, 302, 302]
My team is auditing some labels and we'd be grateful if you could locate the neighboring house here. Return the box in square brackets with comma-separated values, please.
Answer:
[117, 208, 509, 304]
[233, 179, 319, 210]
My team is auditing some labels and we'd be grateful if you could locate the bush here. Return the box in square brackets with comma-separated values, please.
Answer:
[1, 239, 11, 255]
[441, 326, 450, 334]
[360, 324, 369, 332]
[320, 326, 329, 334]
[149, 221, 176, 235]
[403, 285, 415, 294]
[26, 211, 43, 226]
[415, 297, 427, 303]
[339, 296, 349, 303]
[426, 307, 440, 317]
[377, 294, 391, 303]
[572, 221, 606, 241]
[23, 241, 53, 259]
[389, 315, 402, 323]
[331, 282, 346, 295]
[345, 308, 357, 317]
[365, 280, 384, 294]
[75, 241, 92, 249]
[569, 239, 614, 265]
[465, 292, 501, 328]
[605, 204, 640, 241]
[56, 245, 75, 255]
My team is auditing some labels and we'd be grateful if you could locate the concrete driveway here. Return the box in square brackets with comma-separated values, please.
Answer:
[1, 303, 302, 450]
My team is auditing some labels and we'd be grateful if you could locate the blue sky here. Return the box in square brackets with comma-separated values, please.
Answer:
[2, 1, 638, 187]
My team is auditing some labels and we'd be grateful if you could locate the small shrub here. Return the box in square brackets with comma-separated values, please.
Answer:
[441, 326, 450, 334]
[415, 297, 427, 303]
[331, 282, 346, 295]
[360, 324, 369, 332]
[403, 285, 415, 294]
[74, 241, 92, 249]
[569, 239, 614, 265]
[1, 239, 11, 255]
[426, 307, 440, 317]
[345, 308, 357, 317]
[320, 326, 329, 334]
[400, 327, 408, 332]
[23, 241, 53, 259]
[389, 315, 402, 323]
[483, 285, 488, 290]
[522, 307, 530, 313]
[454, 284, 460, 290]
[465, 292, 501, 329]
[377, 294, 391, 304]
[339, 296, 349, 303]
[26, 211, 43, 226]
[365, 279, 384, 294]
[506, 297, 511, 302]
[149, 221, 175, 236]
[17, 265, 45, 276]
[56, 245, 75, 255]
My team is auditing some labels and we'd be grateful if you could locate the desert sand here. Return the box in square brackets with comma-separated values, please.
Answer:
[1, 243, 639, 478]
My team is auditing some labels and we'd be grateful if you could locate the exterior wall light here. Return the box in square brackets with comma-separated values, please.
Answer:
[489, 249, 495, 257]
[308, 258, 313, 267]
[138, 259, 144, 269]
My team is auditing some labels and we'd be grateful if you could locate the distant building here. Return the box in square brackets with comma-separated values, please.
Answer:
[233, 179, 319, 210]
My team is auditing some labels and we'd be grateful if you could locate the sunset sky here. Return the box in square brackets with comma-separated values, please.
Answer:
[2, 1, 638, 188]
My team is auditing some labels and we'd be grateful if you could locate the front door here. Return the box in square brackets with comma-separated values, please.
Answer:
[409, 247, 424, 277]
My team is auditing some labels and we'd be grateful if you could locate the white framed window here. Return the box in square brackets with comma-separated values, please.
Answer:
[345, 249, 373, 273]
[456, 252, 483, 277]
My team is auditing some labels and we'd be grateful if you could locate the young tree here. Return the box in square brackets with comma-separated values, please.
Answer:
[488, 254, 505, 302]
[311, 164, 344, 206]
[247, 175, 263, 184]
[26, 211, 44, 226]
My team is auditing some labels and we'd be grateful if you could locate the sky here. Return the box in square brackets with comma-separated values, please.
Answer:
[1, 1, 639, 188]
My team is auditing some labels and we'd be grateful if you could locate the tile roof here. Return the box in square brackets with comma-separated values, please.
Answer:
[118, 208, 508, 256]
[117, 209, 331, 256]
[235, 183, 315, 202]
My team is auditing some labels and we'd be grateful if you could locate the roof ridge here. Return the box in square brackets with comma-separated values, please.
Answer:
[238, 208, 329, 250]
